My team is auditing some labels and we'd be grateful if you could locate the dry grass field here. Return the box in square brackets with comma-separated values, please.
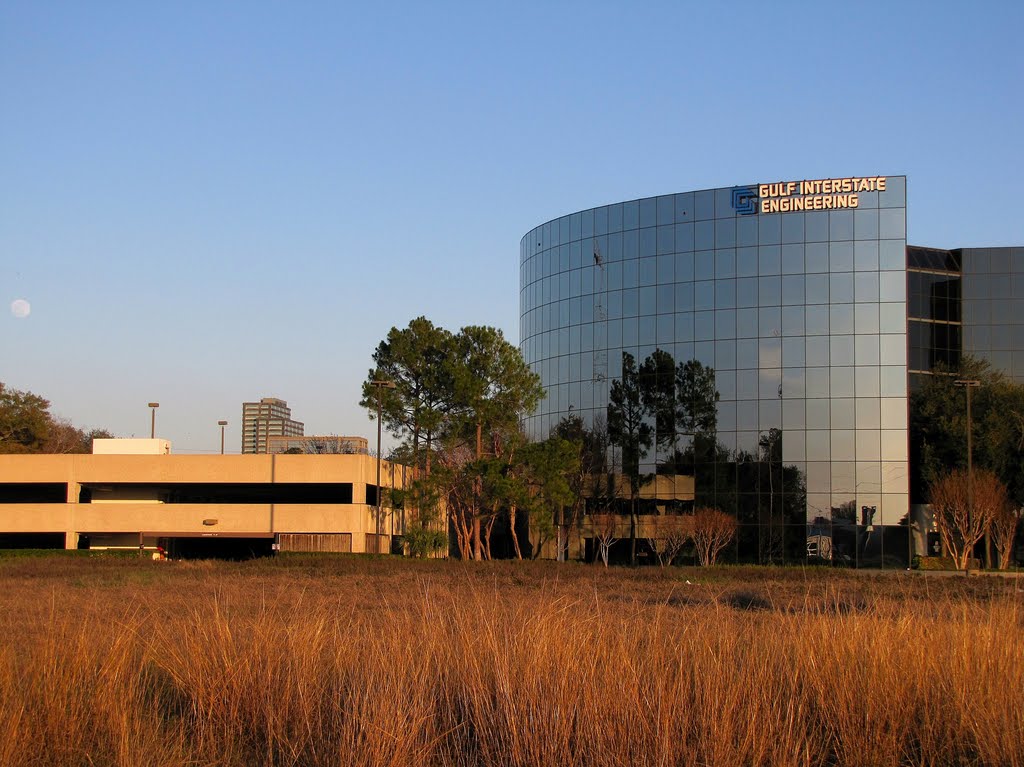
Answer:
[0, 554, 1021, 767]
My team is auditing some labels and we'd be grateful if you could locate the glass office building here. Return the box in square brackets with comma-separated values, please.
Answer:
[520, 176, 910, 566]
[908, 245, 1024, 387]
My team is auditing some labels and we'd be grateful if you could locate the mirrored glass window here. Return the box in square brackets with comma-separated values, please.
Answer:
[806, 367, 830, 398]
[781, 306, 804, 336]
[831, 335, 855, 366]
[737, 216, 758, 247]
[716, 309, 737, 339]
[806, 305, 830, 336]
[831, 367, 855, 397]
[830, 211, 854, 241]
[782, 275, 805, 305]
[639, 198, 656, 228]
[759, 215, 782, 245]
[694, 190, 715, 221]
[782, 244, 804, 274]
[806, 243, 829, 273]
[760, 246, 781, 276]
[830, 241, 854, 272]
[854, 241, 879, 272]
[640, 227, 657, 258]
[806, 212, 829, 242]
[879, 208, 906, 239]
[715, 279, 736, 309]
[737, 308, 759, 339]
[855, 366, 880, 397]
[783, 337, 806, 367]
[831, 429, 856, 460]
[695, 281, 715, 311]
[716, 219, 736, 248]
[716, 249, 736, 279]
[760, 276, 782, 306]
[695, 221, 715, 250]
[694, 251, 714, 281]
[657, 225, 675, 255]
[830, 304, 855, 335]
[855, 335, 880, 365]
[855, 209, 879, 240]
[879, 303, 906, 333]
[855, 272, 880, 302]
[695, 311, 715, 341]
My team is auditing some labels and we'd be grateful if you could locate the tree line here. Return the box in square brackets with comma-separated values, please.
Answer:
[361, 317, 742, 564]
[0, 382, 112, 454]
[911, 357, 1024, 570]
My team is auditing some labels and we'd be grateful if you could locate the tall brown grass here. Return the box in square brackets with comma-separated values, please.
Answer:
[0, 556, 1021, 766]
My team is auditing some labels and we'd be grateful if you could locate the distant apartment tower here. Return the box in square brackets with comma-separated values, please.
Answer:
[241, 397, 304, 454]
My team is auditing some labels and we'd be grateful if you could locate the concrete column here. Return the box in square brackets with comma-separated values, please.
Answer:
[66, 482, 80, 549]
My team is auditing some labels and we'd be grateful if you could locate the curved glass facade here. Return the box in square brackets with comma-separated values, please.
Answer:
[520, 177, 910, 565]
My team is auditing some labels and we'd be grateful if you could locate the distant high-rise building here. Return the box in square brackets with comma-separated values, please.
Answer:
[241, 397, 304, 454]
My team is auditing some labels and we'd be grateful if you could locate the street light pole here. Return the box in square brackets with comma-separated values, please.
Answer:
[955, 379, 980, 574]
[148, 402, 159, 439]
[218, 420, 228, 455]
[369, 380, 396, 554]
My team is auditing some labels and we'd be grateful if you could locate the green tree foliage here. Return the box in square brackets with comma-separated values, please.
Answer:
[911, 357, 1024, 504]
[0, 383, 52, 453]
[360, 317, 457, 476]
[450, 325, 545, 454]
[551, 413, 612, 560]
[361, 321, 544, 560]
[446, 326, 545, 559]
[0, 382, 111, 454]
[517, 435, 580, 559]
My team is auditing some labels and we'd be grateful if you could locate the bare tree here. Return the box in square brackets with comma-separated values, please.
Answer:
[649, 515, 693, 567]
[991, 503, 1021, 571]
[690, 507, 737, 567]
[930, 468, 1007, 571]
[591, 513, 619, 567]
[432, 443, 477, 559]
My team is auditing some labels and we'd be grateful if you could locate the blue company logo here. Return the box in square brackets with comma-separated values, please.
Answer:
[731, 186, 758, 215]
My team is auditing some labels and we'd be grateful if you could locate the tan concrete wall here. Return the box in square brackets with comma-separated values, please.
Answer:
[92, 438, 170, 455]
[0, 454, 404, 546]
[71, 503, 273, 535]
[0, 453, 402, 486]
[273, 504, 377, 534]
[0, 502, 381, 537]
[0, 504, 74, 533]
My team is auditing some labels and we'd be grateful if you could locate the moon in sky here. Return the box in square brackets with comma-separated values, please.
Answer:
[10, 299, 31, 318]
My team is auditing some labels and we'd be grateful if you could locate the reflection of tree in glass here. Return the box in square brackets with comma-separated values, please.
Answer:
[758, 428, 783, 564]
[832, 499, 856, 523]
[640, 349, 677, 462]
[603, 348, 809, 564]
[607, 352, 652, 564]
[676, 359, 719, 436]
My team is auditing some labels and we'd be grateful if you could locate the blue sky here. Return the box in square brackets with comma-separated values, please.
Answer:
[2, 1, 1022, 453]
